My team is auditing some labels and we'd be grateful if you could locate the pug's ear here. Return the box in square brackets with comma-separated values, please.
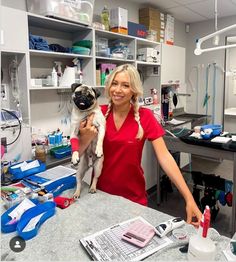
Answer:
[71, 83, 82, 93]
[92, 88, 101, 98]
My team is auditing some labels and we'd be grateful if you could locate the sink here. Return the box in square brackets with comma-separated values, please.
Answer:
[174, 113, 208, 128]
[175, 113, 206, 119]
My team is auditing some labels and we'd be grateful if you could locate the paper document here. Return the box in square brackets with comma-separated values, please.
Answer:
[80, 216, 172, 261]
[166, 118, 186, 125]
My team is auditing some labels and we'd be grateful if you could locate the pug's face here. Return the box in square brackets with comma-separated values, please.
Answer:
[71, 83, 100, 111]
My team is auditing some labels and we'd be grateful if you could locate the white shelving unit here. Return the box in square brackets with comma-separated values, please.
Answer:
[1, 7, 186, 188]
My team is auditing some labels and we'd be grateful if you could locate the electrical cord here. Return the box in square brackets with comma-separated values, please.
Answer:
[1, 109, 22, 146]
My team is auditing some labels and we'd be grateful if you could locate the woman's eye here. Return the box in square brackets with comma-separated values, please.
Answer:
[123, 84, 130, 88]
[112, 82, 117, 86]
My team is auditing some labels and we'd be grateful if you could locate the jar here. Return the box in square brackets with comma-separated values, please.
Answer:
[35, 145, 46, 162]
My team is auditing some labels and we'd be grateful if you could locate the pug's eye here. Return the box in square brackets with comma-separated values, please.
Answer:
[75, 91, 82, 96]
[88, 94, 94, 100]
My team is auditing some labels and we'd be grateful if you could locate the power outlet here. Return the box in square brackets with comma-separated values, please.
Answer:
[1, 137, 7, 153]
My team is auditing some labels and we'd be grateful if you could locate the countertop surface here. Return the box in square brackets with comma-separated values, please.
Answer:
[1, 183, 231, 261]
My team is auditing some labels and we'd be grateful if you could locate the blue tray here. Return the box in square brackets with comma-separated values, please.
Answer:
[17, 201, 56, 240]
[1, 199, 39, 233]
[9, 160, 46, 180]
[53, 146, 71, 159]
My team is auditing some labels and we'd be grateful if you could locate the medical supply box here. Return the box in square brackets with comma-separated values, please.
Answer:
[128, 21, 147, 39]
[110, 7, 128, 35]
[26, 0, 94, 26]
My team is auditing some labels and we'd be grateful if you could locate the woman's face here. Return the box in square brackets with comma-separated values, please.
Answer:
[109, 71, 134, 107]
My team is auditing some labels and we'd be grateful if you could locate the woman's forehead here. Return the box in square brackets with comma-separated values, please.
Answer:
[114, 71, 130, 82]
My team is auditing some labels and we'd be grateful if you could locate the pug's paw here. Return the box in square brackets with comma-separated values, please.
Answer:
[95, 146, 103, 158]
[71, 151, 80, 165]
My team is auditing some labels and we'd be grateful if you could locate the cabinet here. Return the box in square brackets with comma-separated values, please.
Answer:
[0, 6, 32, 163]
[160, 44, 185, 85]
[0, 6, 29, 52]
[160, 44, 186, 110]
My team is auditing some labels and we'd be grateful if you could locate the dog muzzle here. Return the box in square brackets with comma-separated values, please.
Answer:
[73, 94, 94, 111]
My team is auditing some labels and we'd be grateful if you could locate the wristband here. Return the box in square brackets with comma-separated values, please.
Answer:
[70, 137, 79, 152]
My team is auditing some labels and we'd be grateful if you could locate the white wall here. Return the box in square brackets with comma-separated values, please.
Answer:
[185, 15, 236, 126]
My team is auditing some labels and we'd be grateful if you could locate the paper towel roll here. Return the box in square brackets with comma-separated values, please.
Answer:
[59, 67, 75, 87]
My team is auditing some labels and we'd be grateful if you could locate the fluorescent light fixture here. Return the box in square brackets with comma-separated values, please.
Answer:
[194, 24, 236, 55]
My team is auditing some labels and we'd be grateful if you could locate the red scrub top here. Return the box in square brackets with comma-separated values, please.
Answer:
[97, 105, 165, 206]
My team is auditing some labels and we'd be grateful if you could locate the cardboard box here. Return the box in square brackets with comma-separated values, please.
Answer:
[165, 14, 174, 45]
[139, 17, 165, 31]
[128, 21, 147, 38]
[110, 7, 128, 35]
[139, 7, 165, 21]
[96, 70, 101, 86]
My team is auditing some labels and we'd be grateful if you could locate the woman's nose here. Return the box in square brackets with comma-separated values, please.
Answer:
[113, 84, 122, 92]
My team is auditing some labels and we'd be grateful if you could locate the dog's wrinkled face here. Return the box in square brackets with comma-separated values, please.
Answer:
[71, 83, 100, 111]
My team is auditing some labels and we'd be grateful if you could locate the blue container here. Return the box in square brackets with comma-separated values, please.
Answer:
[201, 124, 222, 139]
[55, 132, 62, 145]
[48, 135, 56, 145]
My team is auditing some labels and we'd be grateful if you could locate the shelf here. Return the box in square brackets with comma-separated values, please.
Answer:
[95, 56, 135, 63]
[225, 107, 236, 116]
[95, 29, 134, 40]
[30, 86, 70, 90]
[28, 12, 91, 33]
[136, 61, 160, 66]
[29, 50, 92, 59]
[136, 38, 161, 47]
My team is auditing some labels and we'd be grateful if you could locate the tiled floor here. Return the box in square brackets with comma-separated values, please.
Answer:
[147, 156, 233, 238]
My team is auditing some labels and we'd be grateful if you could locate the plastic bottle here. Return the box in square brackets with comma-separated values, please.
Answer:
[101, 6, 109, 31]
[152, 88, 159, 105]
[51, 67, 58, 87]
[55, 62, 63, 86]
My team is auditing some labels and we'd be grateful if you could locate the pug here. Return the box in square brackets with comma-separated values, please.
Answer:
[70, 83, 106, 199]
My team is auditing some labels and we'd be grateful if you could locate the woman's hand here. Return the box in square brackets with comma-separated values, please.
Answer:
[78, 113, 98, 155]
[185, 198, 202, 227]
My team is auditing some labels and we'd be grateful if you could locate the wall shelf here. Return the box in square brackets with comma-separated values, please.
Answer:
[29, 50, 92, 59]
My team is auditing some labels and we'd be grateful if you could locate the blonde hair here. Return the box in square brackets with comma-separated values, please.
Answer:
[104, 64, 144, 140]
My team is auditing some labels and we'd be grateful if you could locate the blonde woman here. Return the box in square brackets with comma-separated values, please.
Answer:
[76, 64, 202, 226]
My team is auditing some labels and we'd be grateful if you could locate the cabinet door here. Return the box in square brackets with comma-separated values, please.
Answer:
[0, 6, 28, 52]
[160, 44, 185, 85]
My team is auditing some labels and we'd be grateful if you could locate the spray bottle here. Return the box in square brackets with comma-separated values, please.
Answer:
[72, 58, 83, 84]
[55, 61, 63, 86]
[188, 205, 216, 261]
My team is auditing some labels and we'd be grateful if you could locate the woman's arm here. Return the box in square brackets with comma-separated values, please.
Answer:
[152, 137, 202, 226]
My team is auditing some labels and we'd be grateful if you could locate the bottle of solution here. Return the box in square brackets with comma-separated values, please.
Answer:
[152, 88, 159, 105]
[101, 5, 109, 31]
[51, 67, 58, 87]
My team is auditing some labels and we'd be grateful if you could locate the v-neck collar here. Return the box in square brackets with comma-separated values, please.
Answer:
[111, 105, 133, 132]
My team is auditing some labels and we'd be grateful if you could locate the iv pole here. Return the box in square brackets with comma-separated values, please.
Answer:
[194, 24, 236, 55]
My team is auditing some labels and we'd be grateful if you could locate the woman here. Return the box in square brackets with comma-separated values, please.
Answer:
[77, 64, 202, 226]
